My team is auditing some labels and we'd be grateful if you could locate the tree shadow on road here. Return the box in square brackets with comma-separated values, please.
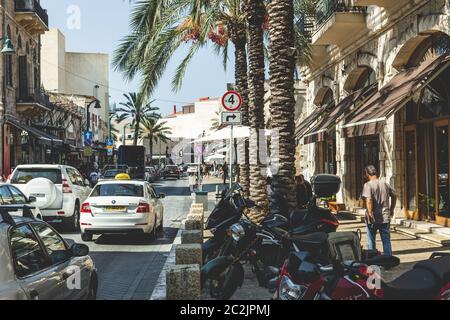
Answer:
[93, 227, 179, 246]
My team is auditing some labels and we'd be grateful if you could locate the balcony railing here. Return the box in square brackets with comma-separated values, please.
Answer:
[313, 0, 366, 32]
[17, 87, 51, 110]
[15, 0, 49, 27]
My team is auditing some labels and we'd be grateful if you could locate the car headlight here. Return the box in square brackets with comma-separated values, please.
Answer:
[279, 275, 308, 300]
[230, 223, 245, 242]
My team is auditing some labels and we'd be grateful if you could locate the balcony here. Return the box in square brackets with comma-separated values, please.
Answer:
[17, 87, 52, 116]
[296, 14, 329, 69]
[14, 0, 49, 35]
[310, 0, 368, 47]
[353, 0, 411, 12]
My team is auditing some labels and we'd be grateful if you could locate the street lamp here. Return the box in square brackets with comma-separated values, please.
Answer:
[85, 99, 101, 170]
[1, 35, 15, 176]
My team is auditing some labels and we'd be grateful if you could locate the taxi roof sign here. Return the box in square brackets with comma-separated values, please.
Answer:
[115, 173, 131, 180]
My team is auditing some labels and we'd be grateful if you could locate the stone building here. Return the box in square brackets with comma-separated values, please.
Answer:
[296, 0, 450, 226]
[0, 0, 49, 175]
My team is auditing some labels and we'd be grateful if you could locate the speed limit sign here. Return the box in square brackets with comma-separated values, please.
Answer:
[222, 91, 243, 112]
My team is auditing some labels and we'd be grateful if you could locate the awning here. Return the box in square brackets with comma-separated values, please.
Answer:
[6, 118, 64, 146]
[341, 52, 450, 138]
[303, 84, 378, 144]
[295, 105, 326, 138]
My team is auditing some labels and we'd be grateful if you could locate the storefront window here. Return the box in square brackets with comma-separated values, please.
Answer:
[405, 131, 417, 212]
[436, 126, 449, 218]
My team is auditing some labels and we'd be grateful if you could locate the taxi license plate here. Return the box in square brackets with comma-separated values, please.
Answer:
[105, 206, 127, 212]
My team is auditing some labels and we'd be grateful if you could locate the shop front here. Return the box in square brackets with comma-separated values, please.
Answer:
[342, 51, 450, 226]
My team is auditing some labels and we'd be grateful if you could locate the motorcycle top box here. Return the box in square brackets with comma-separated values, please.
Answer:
[310, 174, 341, 198]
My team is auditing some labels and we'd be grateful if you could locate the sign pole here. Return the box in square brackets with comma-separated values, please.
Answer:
[230, 124, 233, 188]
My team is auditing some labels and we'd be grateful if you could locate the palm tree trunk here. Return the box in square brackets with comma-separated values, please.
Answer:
[245, 0, 268, 222]
[229, 22, 250, 198]
[268, 0, 297, 207]
[134, 116, 140, 146]
[149, 136, 154, 165]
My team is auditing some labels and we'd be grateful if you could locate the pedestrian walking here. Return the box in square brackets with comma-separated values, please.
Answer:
[222, 161, 228, 185]
[361, 165, 397, 256]
[188, 173, 197, 193]
[295, 174, 313, 208]
[89, 170, 99, 187]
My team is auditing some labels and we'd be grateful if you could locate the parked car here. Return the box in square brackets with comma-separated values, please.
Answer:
[79, 179, 165, 242]
[0, 206, 98, 300]
[163, 165, 181, 179]
[0, 183, 42, 219]
[9, 165, 92, 231]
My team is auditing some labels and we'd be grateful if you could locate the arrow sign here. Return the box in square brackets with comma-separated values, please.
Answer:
[221, 112, 242, 125]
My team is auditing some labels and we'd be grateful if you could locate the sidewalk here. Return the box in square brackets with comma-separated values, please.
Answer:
[199, 179, 450, 298]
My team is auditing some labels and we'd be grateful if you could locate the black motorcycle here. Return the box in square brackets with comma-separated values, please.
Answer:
[201, 175, 342, 300]
[202, 184, 249, 264]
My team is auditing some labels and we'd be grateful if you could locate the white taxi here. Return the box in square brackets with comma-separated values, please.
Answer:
[79, 177, 165, 242]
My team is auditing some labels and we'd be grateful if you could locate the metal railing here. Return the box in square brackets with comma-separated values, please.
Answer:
[17, 87, 51, 109]
[14, 0, 49, 27]
[313, 0, 366, 32]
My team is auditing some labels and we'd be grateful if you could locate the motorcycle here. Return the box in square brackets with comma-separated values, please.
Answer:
[277, 249, 450, 300]
[201, 175, 342, 300]
[202, 184, 248, 264]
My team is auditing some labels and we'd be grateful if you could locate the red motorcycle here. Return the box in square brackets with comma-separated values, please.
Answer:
[276, 251, 450, 300]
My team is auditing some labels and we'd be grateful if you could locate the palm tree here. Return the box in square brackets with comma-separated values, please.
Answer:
[267, 0, 297, 207]
[139, 116, 172, 164]
[244, 0, 268, 222]
[113, 0, 252, 196]
[115, 92, 160, 145]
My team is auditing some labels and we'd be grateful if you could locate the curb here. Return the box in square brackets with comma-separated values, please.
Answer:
[149, 229, 182, 300]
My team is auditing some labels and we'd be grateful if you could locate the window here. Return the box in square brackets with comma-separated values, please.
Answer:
[11, 168, 62, 184]
[0, 186, 14, 204]
[66, 168, 81, 186]
[8, 186, 27, 204]
[147, 185, 157, 198]
[91, 184, 144, 197]
[10, 224, 48, 278]
[32, 224, 70, 265]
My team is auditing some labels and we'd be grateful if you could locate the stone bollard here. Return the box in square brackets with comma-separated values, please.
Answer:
[181, 230, 203, 244]
[190, 207, 204, 215]
[185, 218, 203, 231]
[166, 264, 201, 300]
[175, 243, 202, 265]
[191, 203, 204, 211]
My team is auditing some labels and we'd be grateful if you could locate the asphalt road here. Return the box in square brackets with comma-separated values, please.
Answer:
[58, 177, 192, 300]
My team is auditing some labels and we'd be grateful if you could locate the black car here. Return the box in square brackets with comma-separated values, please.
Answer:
[163, 165, 180, 179]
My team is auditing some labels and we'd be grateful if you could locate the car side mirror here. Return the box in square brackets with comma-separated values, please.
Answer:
[70, 243, 90, 257]
[28, 196, 37, 203]
[158, 193, 166, 199]
[85, 179, 90, 186]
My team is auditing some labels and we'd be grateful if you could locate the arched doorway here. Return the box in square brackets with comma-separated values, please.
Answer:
[312, 87, 336, 175]
[343, 67, 380, 207]
[400, 32, 450, 225]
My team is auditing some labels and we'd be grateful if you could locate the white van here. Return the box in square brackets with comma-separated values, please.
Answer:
[9, 165, 92, 231]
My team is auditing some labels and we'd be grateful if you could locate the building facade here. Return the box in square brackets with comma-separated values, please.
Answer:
[296, 0, 450, 226]
[0, 0, 50, 175]
[41, 28, 110, 146]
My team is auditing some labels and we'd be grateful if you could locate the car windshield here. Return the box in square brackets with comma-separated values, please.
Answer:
[166, 166, 178, 170]
[91, 184, 144, 197]
[11, 168, 62, 184]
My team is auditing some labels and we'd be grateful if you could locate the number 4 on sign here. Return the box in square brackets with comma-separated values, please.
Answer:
[222, 91, 243, 112]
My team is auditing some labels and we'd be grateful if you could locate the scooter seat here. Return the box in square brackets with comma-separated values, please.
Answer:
[414, 256, 450, 283]
[287, 232, 328, 246]
[384, 268, 439, 300]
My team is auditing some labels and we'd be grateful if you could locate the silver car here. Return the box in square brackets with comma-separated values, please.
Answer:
[0, 207, 98, 300]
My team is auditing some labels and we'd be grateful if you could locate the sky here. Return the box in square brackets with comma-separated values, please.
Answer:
[41, 0, 235, 116]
